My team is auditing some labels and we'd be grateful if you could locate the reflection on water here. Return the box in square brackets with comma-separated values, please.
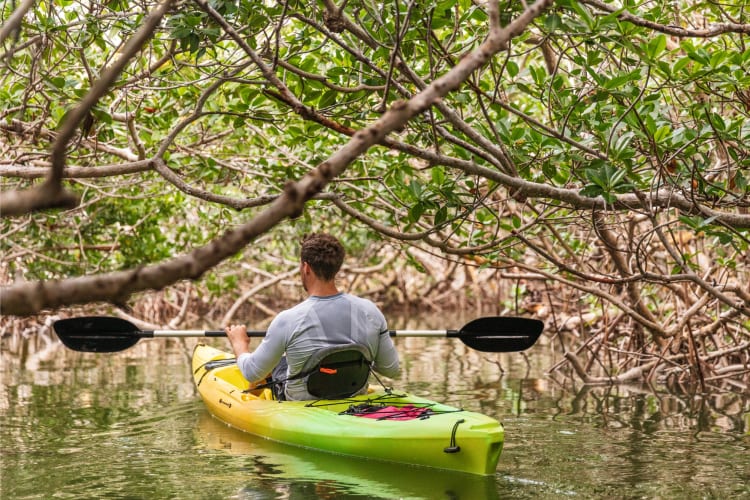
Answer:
[196, 410, 498, 499]
[1, 331, 749, 499]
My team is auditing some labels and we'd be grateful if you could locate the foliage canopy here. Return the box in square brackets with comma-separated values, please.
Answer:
[1, 0, 749, 389]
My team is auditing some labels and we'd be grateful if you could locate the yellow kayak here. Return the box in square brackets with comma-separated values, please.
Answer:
[192, 343, 504, 475]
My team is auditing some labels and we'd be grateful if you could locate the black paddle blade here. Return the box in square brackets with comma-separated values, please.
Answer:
[53, 316, 141, 353]
[457, 316, 544, 352]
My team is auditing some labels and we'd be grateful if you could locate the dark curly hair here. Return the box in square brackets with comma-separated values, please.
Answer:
[300, 233, 345, 281]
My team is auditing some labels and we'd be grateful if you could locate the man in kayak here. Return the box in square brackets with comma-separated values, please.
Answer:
[225, 233, 400, 400]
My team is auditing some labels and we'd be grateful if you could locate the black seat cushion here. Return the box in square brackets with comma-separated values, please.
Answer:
[305, 347, 371, 399]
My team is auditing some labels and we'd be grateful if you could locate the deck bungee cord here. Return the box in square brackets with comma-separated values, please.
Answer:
[196, 357, 464, 422]
[194, 358, 237, 387]
[309, 392, 464, 419]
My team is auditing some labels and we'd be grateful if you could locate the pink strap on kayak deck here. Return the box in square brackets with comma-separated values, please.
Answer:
[354, 405, 431, 421]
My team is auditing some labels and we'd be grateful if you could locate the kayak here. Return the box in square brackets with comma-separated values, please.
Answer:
[192, 343, 504, 475]
[196, 410, 499, 498]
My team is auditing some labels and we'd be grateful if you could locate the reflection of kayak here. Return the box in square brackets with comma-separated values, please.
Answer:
[196, 410, 500, 499]
[192, 344, 504, 475]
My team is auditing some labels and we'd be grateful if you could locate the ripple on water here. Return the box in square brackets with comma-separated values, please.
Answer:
[2, 340, 749, 499]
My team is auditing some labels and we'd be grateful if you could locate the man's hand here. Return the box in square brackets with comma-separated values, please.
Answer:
[225, 324, 250, 358]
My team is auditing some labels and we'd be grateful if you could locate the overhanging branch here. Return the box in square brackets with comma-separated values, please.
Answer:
[0, 0, 555, 315]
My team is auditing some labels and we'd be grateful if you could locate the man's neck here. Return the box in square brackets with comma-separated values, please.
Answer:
[307, 280, 339, 297]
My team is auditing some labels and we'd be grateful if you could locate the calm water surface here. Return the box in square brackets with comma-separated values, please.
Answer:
[1, 322, 748, 499]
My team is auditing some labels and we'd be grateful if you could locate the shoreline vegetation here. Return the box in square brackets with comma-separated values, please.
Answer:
[2, 246, 748, 396]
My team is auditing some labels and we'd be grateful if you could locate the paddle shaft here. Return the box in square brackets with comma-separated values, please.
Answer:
[140, 329, 527, 339]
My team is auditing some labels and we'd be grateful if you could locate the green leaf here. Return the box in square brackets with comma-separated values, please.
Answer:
[603, 69, 641, 90]
[431, 167, 445, 185]
[647, 34, 667, 59]
[611, 132, 635, 159]
[544, 13, 562, 31]
[506, 60, 519, 78]
[318, 90, 338, 109]
[716, 231, 734, 245]
[435, 205, 448, 225]
[408, 179, 423, 198]
[733, 171, 748, 192]
[566, 1, 595, 30]
[48, 76, 66, 89]
[580, 184, 603, 198]
[408, 202, 425, 222]
[672, 56, 692, 74]
[709, 51, 727, 69]
[687, 47, 711, 66]
[653, 125, 672, 144]
[91, 107, 113, 125]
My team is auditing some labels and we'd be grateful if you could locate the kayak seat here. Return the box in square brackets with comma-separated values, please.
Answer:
[300, 345, 372, 400]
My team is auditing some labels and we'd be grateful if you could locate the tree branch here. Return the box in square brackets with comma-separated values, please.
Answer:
[0, 0, 35, 47]
[0, 0, 555, 315]
[580, 0, 750, 37]
[0, 0, 175, 217]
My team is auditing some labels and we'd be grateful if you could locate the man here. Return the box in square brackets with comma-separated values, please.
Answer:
[225, 233, 400, 400]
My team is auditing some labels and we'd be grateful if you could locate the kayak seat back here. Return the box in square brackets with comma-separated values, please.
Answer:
[302, 345, 372, 400]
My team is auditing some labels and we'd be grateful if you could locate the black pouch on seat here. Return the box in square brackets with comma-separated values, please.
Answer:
[304, 345, 371, 399]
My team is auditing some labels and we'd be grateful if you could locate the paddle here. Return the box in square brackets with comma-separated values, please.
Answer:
[52, 315, 543, 354]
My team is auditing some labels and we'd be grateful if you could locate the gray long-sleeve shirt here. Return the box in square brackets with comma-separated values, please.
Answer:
[237, 292, 400, 400]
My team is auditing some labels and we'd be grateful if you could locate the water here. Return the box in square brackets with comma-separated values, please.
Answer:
[1, 333, 748, 499]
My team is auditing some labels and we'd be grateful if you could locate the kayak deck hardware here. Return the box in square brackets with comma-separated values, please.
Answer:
[443, 419, 466, 453]
[194, 358, 237, 387]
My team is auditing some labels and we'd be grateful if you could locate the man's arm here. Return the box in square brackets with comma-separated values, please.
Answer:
[226, 322, 286, 383]
[373, 328, 400, 378]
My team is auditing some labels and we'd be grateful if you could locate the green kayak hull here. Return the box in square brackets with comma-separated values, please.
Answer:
[192, 343, 504, 475]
